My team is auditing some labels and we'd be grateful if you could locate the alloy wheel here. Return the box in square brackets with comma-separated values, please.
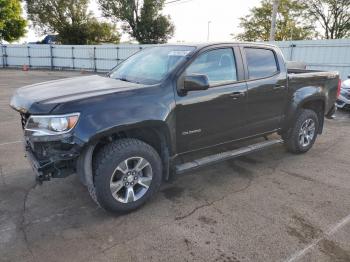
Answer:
[109, 157, 153, 203]
[298, 118, 316, 147]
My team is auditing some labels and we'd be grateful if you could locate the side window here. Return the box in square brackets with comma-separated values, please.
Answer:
[245, 48, 278, 79]
[185, 48, 237, 85]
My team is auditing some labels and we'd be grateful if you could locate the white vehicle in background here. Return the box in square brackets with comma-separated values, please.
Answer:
[336, 75, 350, 109]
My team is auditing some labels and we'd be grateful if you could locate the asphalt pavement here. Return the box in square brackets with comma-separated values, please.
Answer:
[0, 69, 350, 262]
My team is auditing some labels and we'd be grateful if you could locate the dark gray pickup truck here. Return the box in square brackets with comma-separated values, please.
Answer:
[10, 43, 340, 213]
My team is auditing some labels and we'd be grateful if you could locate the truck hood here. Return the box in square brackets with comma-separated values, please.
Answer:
[10, 75, 144, 114]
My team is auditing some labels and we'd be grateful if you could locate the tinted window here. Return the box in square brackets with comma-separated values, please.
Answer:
[185, 48, 237, 85]
[245, 48, 278, 79]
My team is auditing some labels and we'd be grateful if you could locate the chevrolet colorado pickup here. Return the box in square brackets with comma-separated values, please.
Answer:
[10, 43, 340, 213]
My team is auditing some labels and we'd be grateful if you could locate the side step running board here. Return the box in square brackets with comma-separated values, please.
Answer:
[175, 139, 283, 175]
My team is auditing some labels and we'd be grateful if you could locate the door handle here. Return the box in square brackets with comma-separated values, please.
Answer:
[230, 92, 245, 100]
[273, 84, 285, 90]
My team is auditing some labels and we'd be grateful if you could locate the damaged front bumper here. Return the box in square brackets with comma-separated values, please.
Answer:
[24, 135, 83, 183]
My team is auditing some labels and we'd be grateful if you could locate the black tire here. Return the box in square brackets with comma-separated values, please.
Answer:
[283, 109, 319, 154]
[93, 138, 162, 213]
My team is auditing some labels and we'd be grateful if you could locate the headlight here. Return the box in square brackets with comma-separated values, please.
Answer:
[25, 113, 80, 136]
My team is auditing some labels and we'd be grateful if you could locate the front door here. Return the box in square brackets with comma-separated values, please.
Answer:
[175, 47, 248, 154]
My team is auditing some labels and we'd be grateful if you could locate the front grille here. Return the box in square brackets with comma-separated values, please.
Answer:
[20, 113, 30, 129]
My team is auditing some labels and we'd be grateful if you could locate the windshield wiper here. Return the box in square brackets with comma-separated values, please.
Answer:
[115, 77, 140, 84]
[116, 77, 131, 82]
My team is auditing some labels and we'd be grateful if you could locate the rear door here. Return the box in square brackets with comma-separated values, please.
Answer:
[174, 46, 248, 153]
[242, 46, 288, 136]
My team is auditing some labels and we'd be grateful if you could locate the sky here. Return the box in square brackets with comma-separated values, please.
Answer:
[21, 0, 262, 44]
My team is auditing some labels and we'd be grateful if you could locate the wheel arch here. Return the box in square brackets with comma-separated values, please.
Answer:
[77, 122, 173, 187]
[283, 87, 326, 134]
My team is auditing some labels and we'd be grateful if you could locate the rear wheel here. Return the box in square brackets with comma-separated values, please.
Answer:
[93, 138, 162, 213]
[283, 109, 319, 154]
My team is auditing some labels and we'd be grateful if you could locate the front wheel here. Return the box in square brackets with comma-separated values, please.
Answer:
[283, 109, 319, 154]
[92, 138, 162, 213]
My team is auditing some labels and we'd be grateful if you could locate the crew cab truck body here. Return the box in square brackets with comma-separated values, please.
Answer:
[10, 43, 340, 213]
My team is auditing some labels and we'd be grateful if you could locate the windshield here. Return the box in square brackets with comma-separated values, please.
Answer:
[109, 46, 196, 85]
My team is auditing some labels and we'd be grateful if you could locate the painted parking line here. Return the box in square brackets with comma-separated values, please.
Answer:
[0, 140, 23, 147]
[284, 213, 350, 262]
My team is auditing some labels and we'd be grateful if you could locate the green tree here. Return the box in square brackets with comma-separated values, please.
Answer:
[302, 0, 350, 39]
[98, 0, 174, 44]
[26, 0, 120, 44]
[85, 19, 120, 44]
[56, 18, 120, 44]
[234, 0, 316, 41]
[0, 0, 26, 43]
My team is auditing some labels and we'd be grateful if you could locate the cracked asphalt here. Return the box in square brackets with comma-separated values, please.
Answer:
[1, 69, 350, 262]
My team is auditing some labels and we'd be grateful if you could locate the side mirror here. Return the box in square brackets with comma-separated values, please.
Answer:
[348, 74, 350, 79]
[183, 74, 209, 92]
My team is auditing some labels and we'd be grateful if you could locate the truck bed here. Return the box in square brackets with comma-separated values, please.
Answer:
[287, 68, 339, 81]
[288, 68, 336, 75]
[287, 68, 339, 115]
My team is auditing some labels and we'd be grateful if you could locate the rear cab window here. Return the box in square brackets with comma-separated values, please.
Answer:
[244, 48, 279, 79]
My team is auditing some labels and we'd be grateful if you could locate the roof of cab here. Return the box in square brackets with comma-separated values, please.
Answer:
[162, 42, 278, 49]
